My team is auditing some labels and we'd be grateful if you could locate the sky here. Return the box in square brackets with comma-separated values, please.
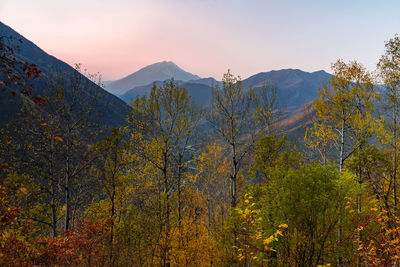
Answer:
[1, 0, 400, 81]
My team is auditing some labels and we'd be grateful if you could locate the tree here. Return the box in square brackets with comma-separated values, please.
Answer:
[193, 143, 231, 265]
[128, 80, 201, 266]
[0, 101, 64, 237]
[0, 181, 111, 267]
[93, 127, 131, 264]
[308, 60, 376, 264]
[251, 135, 302, 183]
[44, 65, 103, 231]
[348, 197, 400, 266]
[237, 163, 357, 266]
[0, 64, 104, 236]
[207, 70, 276, 208]
[0, 35, 42, 102]
[377, 35, 400, 212]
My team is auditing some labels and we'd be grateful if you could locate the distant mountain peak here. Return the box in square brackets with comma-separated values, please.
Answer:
[311, 69, 329, 74]
[106, 61, 200, 95]
[141, 60, 177, 69]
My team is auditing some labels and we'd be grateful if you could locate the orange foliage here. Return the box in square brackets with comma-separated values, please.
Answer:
[34, 219, 111, 266]
[0, 186, 36, 266]
[0, 185, 112, 267]
[357, 208, 400, 266]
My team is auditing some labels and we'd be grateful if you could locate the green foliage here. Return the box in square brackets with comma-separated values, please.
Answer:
[251, 135, 302, 182]
[235, 163, 359, 265]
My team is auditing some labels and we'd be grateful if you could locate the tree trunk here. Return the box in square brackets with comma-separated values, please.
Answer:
[338, 114, 345, 266]
[357, 165, 362, 267]
[110, 183, 115, 265]
[162, 150, 170, 267]
[64, 131, 71, 231]
[50, 136, 57, 237]
[393, 101, 397, 212]
[177, 162, 182, 248]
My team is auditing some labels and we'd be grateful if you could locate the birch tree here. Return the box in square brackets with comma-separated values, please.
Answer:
[309, 59, 376, 265]
[378, 35, 400, 212]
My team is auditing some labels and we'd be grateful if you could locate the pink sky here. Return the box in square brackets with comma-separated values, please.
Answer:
[1, 0, 399, 80]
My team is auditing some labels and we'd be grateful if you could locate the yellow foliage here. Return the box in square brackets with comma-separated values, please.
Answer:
[19, 187, 27, 195]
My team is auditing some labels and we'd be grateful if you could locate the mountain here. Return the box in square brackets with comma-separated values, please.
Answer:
[242, 69, 331, 109]
[120, 78, 216, 106]
[186, 77, 222, 87]
[119, 69, 331, 112]
[105, 61, 200, 95]
[0, 21, 130, 129]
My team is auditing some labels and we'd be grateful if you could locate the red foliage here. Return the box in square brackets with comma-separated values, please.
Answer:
[31, 95, 47, 106]
[34, 219, 111, 266]
[0, 35, 44, 106]
[0, 186, 112, 266]
[357, 209, 400, 266]
[23, 62, 41, 80]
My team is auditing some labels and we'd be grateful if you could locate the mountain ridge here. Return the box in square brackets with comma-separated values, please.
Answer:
[119, 69, 331, 111]
[105, 61, 200, 95]
[0, 21, 131, 129]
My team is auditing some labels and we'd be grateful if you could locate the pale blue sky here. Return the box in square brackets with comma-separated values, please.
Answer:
[1, 0, 399, 80]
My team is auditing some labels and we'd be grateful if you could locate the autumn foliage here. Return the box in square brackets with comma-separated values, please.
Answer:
[3, 33, 400, 266]
[0, 185, 112, 266]
[0, 36, 42, 101]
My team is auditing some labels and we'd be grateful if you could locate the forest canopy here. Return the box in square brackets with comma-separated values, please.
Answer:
[2, 33, 400, 266]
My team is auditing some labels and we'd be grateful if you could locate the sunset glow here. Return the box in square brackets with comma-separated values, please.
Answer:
[1, 0, 399, 80]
